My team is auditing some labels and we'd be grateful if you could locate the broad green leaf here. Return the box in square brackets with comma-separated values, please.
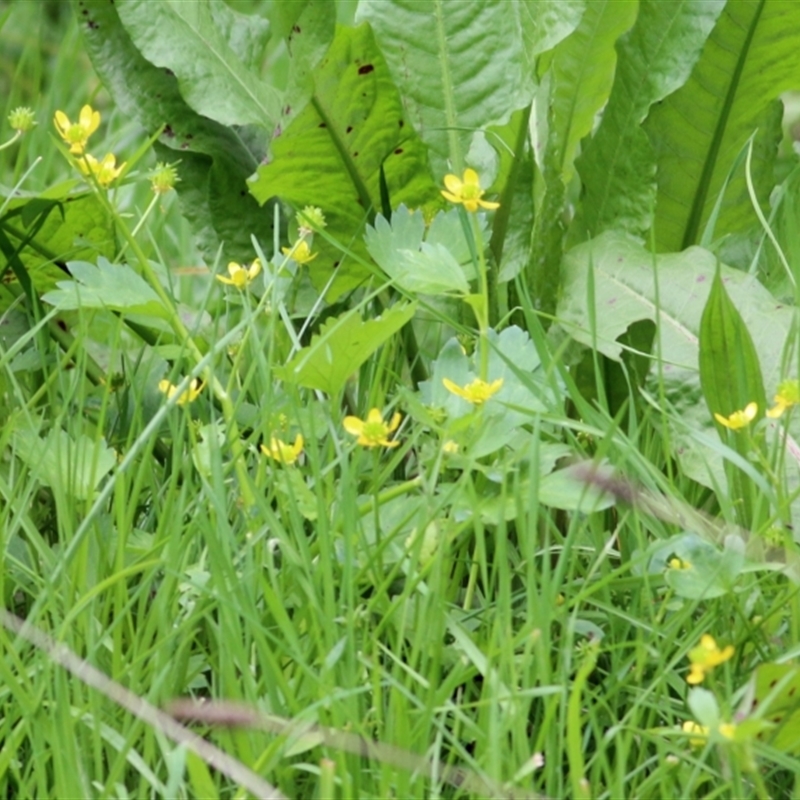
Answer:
[11, 426, 117, 501]
[699, 271, 766, 424]
[77, 0, 275, 263]
[688, 688, 721, 729]
[277, 303, 417, 394]
[42, 257, 170, 319]
[248, 24, 441, 295]
[557, 231, 792, 391]
[557, 231, 800, 510]
[645, 2, 800, 251]
[538, 467, 616, 512]
[545, 1, 638, 185]
[576, 0, 725, 237]
[527, 0, 637, 306]
[523, 0, 586, 60]
[739, 663, 800, 754]
[357, 0, 532, 176]
[0, 184, 116, 292]
[116, 0, 279, 128]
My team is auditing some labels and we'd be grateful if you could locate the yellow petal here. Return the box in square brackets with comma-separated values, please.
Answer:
[443, 173, 463, 194]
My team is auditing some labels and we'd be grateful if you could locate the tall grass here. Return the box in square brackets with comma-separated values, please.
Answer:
[2, 4, 800, 799]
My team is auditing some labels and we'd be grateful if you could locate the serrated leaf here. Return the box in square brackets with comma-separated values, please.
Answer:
[248, 23, 441, 295]
[662, 532, 745, 599]
[77, 0, 275, 264]
[645, 2, 800, 251]
[358, 0, 532, 176]
[364, 206, 473, 295]
[576, 0, 725, 237]
[42, 257, 169, 319]
[12, 427, 116, 501]
[116, 0, 279, 128]
[277, 303, 417, 394]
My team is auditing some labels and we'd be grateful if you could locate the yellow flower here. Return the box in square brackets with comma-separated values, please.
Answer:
[261, 434, 304, 465]
[54, 104, 100, 154]
[668, 557, 691, 570]
[443, 377, 503, 405]
[767, 379, 800, 419]
[686, 634, 734, 685]
[713, 402, 757, 430]
[343, 408, 401, 448]
[718, 723, 736, 740]
[281, 240, 317, 265]
[216, 259, 262, 288]
[77, 153, 126, 187]
[682, 720, 709, 748]
[682, 720, 736, 747]
[158, 377, 203, 406]
[442, 439, 459, 455]
[441, 168, 500, 212]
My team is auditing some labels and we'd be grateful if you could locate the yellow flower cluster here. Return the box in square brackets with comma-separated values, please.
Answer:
[54, 105, 125, 187]
[686, 634, 734, 685]
[158, 377, 204, 406]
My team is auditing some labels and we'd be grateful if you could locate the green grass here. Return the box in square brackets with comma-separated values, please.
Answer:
[3, 4, 800, 799]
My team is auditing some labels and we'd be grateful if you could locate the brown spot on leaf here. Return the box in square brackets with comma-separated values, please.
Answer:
[164, 125, 175, 138]
[293, 24, 301, 33]
[358, 64, 374, 75]
[394, 148, 403, 155]
[319, 122, 327, 128]
[346, 126, 353, 133]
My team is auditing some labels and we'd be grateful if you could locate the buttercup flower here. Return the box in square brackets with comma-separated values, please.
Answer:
[682, 721, 709, 748]
[261, 434, 304, 465]
[344, 408, 401, 448]
[54, 104, 100, 154]
[682, 720, 735, 747]
[158, 377, 203, 406]
[150, 162, 179, 195]
[216, 259, 262, 288]
[281, 240, 317, 265]
[441, 168, 500, 212]
[668, 557, 691, 570]
[714, 402, 757, 430]
[686, 634, 734, 685]
[443, 377, 503, 405]
[77, 152, 126, 187]
[718, 723, 736, 740]
[767, 379, 800, 419]
[8, 107, 36, 134]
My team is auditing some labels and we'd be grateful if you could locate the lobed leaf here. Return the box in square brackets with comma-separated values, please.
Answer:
[42, 257, 170, 319]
